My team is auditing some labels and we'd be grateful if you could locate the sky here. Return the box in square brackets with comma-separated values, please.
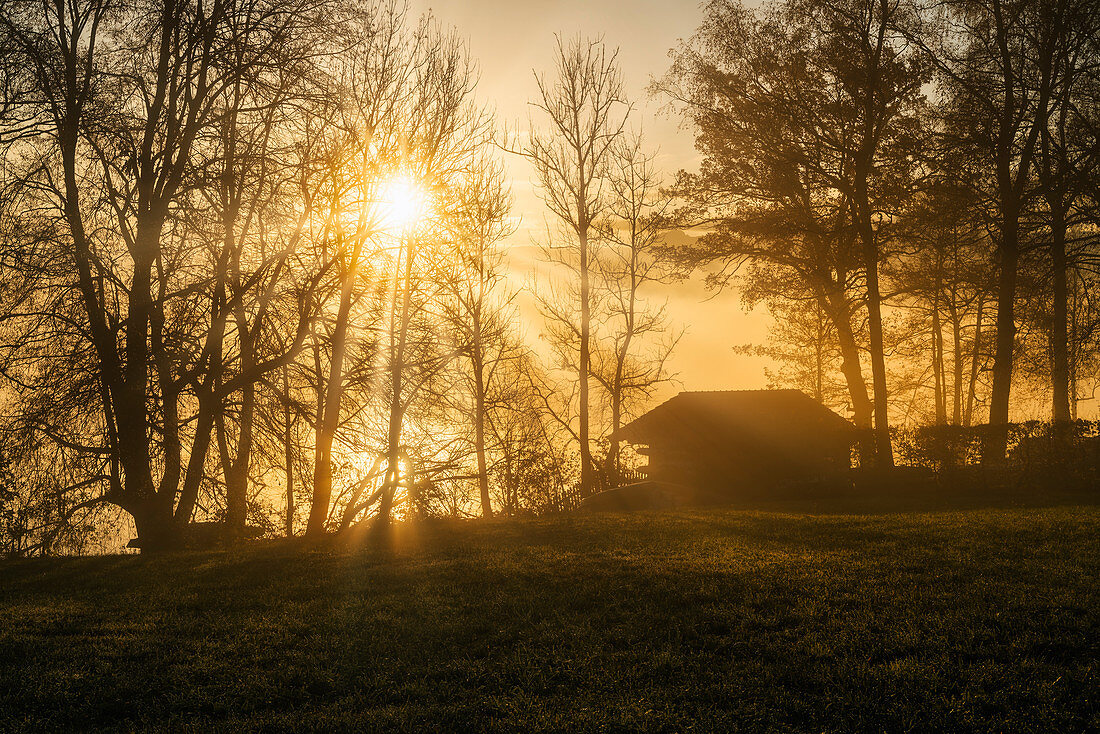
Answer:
[408, 0, 775, 395]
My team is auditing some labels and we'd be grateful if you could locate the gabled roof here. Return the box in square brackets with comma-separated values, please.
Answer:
[615, 389, 854, 448]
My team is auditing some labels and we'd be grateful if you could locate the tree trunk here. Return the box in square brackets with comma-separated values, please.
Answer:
[932, 282, 946, 425]
[950, 302, 963, 426]
[376, 463, 398, 528]
[174, 393, 214, 525]
[307, 240, 363, 536]
[377, 236, 416, 526]
[605, 390, 622, 485]
[283, 366, 295, 537]
[174, 279, 227, 526]
[851, 10, 892, 467]
[578, 227, 593, 497]
[986, 215, 1020, 463]
[1070, 274, 1079, 421]
[1050, 201, 1071, 424]
[836, 316, 871, 431]
[225, 381, 255, 535]
[131, 498, 181, 552]
[117, 223, 161, 525]
[604, 323, 632, 486]
[813, 305, 826, 404]
[965, 293, 985, 427]
[472, 347, 493, 518]
[864, 255, 894, 466]
[851, 164, 892, 467]
[824, 291, 872, 430]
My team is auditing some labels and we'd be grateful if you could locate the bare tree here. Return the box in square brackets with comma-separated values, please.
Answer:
[371, 29, 491, 528]
[304, 4, 415, 536]
[592, 135, 680, 483]
[0, 0, 332, 549]
[523, 36, 629, 497]
[443, 153, 516, 517]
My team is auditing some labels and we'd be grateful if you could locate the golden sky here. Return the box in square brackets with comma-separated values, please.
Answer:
[410, 0, 774, 396]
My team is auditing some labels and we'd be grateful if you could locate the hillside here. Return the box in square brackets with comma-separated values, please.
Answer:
[2, 506, 1098, 732]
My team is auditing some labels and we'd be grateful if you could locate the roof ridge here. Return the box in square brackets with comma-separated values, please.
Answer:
[676, 388, 805, 396]
[613, 388, 853, 440]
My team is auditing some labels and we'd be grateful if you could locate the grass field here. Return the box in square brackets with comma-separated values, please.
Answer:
[2, 503, 1098, 732]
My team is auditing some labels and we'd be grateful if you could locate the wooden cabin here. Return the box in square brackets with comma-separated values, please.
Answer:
[614, 390, 854, 494]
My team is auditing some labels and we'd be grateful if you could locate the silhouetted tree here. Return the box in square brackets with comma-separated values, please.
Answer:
[918, 0, 1065, 459]
[0, 0, 334, 549]
[593, 134, 680, 483]
[443, 154, 515, 518]
[523, 36, 629, 497]
[659, 0, 927, 464]
[1032, 0, 1100, 424]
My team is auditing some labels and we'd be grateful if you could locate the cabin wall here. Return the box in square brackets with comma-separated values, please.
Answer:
[642, 435, 850, 491]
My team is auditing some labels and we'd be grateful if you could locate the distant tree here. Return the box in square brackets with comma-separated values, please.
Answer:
[523, 36, 629, 497]
[917, 0, 1066, 458]
[443, 154, 516, 518]
[1032, 0, 1100, 424]
[658, 0, 927, 464]
[892, 178, 994, 425]
[592, 135, 680, 483]
[492, 352, 580, 514]
[734, 298, 850, 412]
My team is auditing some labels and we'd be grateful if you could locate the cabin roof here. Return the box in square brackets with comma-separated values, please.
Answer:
[615, 389, 854, 448]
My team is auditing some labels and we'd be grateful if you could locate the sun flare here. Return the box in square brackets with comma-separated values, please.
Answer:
[377, 175, 431, 235]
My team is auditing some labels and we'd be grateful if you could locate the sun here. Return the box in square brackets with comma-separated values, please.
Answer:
[377, 175, 431, 235]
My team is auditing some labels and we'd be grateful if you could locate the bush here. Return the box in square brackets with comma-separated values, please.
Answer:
[886, 421, 1100, 490]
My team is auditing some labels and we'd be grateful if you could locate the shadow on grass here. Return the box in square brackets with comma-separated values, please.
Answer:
[1, 505, 1098, 732]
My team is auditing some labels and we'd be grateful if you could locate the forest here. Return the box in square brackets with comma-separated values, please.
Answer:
[1, 0, 1099, 555]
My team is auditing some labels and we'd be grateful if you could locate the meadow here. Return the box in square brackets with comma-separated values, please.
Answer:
[2, 501, 1098, 732]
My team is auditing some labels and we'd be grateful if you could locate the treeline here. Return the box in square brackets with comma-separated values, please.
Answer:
[0, 2, 675, 554]
[2, 0, 1098, 555]
[659, 0, 1100, 464]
